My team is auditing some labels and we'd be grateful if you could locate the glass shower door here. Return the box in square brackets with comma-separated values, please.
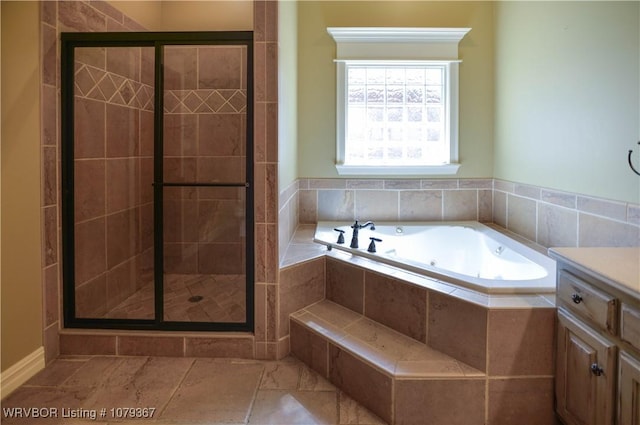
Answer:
[161, 44, 249, 324]
[62, 32, 253, 331]
[72, 45, 155, 320]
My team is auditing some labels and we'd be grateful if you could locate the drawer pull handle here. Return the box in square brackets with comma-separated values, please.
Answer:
[571, 293, 583, 304]
[590, 363, 604, 376]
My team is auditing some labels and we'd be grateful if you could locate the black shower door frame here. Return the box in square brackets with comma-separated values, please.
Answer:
[61, 32, 254, 332]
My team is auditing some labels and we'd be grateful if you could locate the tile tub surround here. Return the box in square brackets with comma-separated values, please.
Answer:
[289, 253, 556, 425]
[280, 178, 640, 261]
[291, 297, 555, 425]
[493, 180, 640, 248]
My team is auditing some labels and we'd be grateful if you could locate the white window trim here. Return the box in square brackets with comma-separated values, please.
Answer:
[328, 27, 470, 176]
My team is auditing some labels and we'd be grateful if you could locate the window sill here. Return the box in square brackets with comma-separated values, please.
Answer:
[335, 163, 461, 176]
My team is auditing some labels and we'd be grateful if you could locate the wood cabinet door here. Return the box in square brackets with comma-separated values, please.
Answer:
[557, 309, 617, 425]
[619, 351, 640, 425]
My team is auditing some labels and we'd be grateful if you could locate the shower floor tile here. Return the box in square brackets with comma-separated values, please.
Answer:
[1, 356, 387, 425]
[104, 273, 246, 323]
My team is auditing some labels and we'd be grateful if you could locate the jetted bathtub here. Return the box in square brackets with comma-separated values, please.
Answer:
[314, 221, 556, 294]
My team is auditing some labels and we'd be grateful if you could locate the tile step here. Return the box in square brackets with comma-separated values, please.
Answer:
[291, 299, 484, 379]
[290, 299, 489, 424]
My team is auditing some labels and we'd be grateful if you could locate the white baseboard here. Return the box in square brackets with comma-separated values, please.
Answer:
[1, 347, 45, 399]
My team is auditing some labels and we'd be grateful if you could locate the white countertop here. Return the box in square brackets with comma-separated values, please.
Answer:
[549, 247, 640, 299]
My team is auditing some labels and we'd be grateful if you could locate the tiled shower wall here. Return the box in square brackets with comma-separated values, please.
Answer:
[278, 177, 640, 263]
[41, 0, 281, 361]
[162, 45, 247, 275]
[73, 46, 155, 318]
[40, 0, 151, 363]
[253, 0, 282, 359]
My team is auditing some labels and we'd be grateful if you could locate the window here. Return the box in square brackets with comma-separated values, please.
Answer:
[344, 63, 449, 166]
[328, 28, 470, 175]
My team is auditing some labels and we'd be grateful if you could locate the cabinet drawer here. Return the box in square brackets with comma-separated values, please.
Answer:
[558, 270, 618, 335]
[621, 303, 640, 352]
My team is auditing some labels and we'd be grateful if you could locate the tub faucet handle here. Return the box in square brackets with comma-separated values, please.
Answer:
[368, 237, 382, 253]
[333, 228, 345, 244]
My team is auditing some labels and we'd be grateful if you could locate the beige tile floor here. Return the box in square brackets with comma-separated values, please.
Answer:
[1, 355, 387, 425]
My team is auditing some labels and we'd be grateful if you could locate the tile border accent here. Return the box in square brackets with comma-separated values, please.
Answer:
[164, 89, 247, 114]
[75, 63, 154, 110]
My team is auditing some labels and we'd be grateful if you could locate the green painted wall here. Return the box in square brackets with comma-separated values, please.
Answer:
[296, 1, 495, 179]
[494, 2, 640, 203]
[279, 0, 298, 191]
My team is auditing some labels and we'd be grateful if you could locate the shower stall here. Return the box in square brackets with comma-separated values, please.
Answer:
[61, 32, 254, 332]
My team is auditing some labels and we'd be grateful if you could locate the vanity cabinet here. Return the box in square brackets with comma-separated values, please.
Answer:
[619, 351, 640, 424]
[556, 309, 616, 425]
[550, 248, 640, 425]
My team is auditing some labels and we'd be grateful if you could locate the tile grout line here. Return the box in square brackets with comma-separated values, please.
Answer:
[154, 357, 196, 420]
[243, 363, 267, 424]
[335, 385, 342, 425]
[484, 308, 491, 423]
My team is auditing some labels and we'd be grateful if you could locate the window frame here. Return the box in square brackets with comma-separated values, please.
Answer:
[328, 27, 470, 176]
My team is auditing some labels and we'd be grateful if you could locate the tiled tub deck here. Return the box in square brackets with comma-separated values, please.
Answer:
[282, 226, 557, 425]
